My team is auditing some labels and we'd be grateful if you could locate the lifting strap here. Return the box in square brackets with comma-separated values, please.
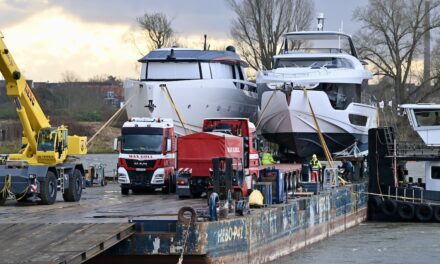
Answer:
[256, 90, 277, 130]
[87, 93, 135, 147]
[160, 84, 190, 135]
[304, 89, 334, 168]
[304, 89, 347, 185]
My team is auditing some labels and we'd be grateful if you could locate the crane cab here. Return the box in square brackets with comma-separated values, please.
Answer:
[36, 127, 68, 164]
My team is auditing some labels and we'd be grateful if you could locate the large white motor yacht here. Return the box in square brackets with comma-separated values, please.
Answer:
[124, 47, 258, 135]
[257, 31, 377, 159]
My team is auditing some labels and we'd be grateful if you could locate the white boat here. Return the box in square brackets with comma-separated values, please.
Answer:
[124, 47, 258, 135]
[257, 31, 377, 159]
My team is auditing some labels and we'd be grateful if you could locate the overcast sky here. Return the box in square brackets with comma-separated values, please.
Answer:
[0, 0, 369, 82]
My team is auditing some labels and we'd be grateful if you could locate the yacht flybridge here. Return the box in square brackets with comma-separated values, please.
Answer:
[124, 47, 258, 135]
[257, 31, 377, 159]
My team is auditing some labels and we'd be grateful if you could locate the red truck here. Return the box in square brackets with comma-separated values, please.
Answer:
[116, 118, 176, 195]
[176, 118, 260, 198]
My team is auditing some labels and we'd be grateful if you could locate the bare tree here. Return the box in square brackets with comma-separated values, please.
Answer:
[227, 0, 315, 70]
[137, 12, 175, 50]
[61, 71, 81, 82]
[353, 0, 440, 104]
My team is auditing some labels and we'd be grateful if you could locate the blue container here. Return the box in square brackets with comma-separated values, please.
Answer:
[255, 182, 272, 205]
[259, 168, 285, 203]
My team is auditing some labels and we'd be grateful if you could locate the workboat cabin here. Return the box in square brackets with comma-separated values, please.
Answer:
[400, 104, 440, 146]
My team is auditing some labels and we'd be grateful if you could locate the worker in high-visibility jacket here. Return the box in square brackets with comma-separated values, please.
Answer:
[261, 150, 276, 165]
[309, 154, 322, 182]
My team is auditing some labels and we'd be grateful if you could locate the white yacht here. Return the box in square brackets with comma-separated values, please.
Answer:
[124, 47, 258, 135]
[257, 31, 377, 159]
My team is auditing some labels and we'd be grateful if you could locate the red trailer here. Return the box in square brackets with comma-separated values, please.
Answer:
[176, 132, 245, 198]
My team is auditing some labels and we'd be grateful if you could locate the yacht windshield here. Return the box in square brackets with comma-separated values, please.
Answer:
[283, 33, 355, 56]
[275, 57, 353, 69]
[147, 62, 200, 80]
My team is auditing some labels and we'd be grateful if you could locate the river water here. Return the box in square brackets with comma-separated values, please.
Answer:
[86, 155, 440, 263]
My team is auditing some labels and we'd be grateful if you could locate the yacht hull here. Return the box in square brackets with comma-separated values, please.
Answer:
[258, 89, 376, 158]
[124, 79, 258, 135]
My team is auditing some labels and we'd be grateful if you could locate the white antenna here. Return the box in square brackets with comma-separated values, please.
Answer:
[295, 25, 298, 32]
[317, 13, 325, 31]
[339, 20, 344, 32]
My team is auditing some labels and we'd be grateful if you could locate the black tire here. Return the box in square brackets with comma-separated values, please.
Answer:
[397, 202, 415, 220]
[121, 187, 129, 195]
[0, 193, 6, 206]
[170, 174, 176, 194]
[100, 179, 105, 187]
[368, 196, 382, 213]
[433, 206, 440, 222]
[63, 169, 83, 202]
[162, 185, 170, 194]
[415, 204, 433, 222]
[40, 171, 57, 205]
[189, 184, 202, 198]
[381, 199, 397, 217]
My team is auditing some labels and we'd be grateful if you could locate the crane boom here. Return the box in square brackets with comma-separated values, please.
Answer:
[0, 33, 87, 206]
[0, 34, 51, 158]
[0, 33, 86, 164]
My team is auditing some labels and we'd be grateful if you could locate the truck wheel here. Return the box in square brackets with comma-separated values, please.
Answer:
[121, 187, 129, 195]
[40, 171, 57, 205]
[170, 174, 176, 194]
[162, 185, 170, 194]
[63, 169, 83, 202]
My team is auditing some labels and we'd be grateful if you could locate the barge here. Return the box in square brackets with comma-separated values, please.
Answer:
[0, 179, 367, 263]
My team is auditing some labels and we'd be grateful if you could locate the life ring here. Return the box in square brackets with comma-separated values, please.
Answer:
[381, 199, 397, 217]
[177, 206, 196, 225]
[368, 196, 382, 213]
[415, 204, 433, 222]
[397, 201, 415, 220]
[433, 206, 440, 222]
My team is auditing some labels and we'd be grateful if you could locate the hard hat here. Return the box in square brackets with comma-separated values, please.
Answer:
[312, 154, 317, 159]
[249, 189, 264, 207]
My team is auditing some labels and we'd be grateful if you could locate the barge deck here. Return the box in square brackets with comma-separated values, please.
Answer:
[0, 181, 367, 263]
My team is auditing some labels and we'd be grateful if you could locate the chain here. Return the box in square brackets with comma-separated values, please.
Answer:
[177, 217, 193, 264]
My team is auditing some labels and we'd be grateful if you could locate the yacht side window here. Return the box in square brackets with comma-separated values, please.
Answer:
[211, 62, 234, 79]
[200, 62, 212, 79]
[414, 109, 440, 127]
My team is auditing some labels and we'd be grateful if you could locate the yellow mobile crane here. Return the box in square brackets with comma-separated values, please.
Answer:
[0, 33, 87, 205]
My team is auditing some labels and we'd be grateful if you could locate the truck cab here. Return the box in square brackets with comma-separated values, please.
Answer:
[116, 118, 175, 194]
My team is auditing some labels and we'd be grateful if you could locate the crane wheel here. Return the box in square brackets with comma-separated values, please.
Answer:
[39, 171, 57, 205]
[63, 169, 83, 202]
[0, 192, 6, 206]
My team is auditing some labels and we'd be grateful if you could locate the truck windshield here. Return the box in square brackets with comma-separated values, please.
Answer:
[122, 134, 163, 154]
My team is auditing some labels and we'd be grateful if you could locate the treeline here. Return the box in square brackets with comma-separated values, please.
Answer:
[0, 80, 126, 141]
